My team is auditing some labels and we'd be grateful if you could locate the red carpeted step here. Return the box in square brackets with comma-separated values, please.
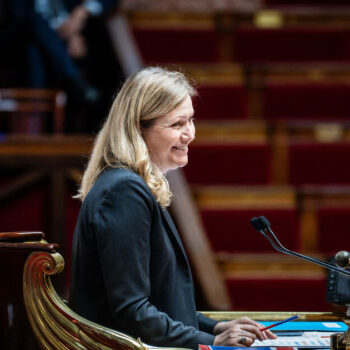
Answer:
[200, 208, 299, 253]
[288, 142, 350, 185]
[132, 28, 220, 63]
[185, 143, 272, 185]
[263, 82, 350, 121]
[235, 27, 350, 63]
[194, 85, 248, 120]
[317, 207, 350, 255]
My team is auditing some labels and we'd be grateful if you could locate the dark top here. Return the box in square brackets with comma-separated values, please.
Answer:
[69, 167, 218, 349]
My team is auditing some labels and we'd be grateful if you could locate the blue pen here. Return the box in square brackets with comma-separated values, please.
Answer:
[260, 315, 300, 331]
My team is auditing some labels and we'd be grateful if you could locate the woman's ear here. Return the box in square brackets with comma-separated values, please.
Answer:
[140, 126, 145, 137]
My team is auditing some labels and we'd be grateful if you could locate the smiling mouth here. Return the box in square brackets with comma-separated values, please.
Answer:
[172, 146, 188, 151]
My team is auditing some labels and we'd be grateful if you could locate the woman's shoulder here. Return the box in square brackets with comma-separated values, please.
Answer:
[100, 167, 144, 184]
[92, 167, 151, 197]
[100, 167, 139, 179]
[81, 167, 155, 227]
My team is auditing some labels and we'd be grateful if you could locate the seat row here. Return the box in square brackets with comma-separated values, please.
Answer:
[193, 184, 350, 255]
[184, 64, 350, 121]
[190, 183, 349, 311]
[185, 120, 350, 186]
[129, 11, 350, 64]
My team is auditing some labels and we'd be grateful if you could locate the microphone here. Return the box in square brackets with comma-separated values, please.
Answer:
[250, 216, 350, 277]
[334, 251, 350, 269]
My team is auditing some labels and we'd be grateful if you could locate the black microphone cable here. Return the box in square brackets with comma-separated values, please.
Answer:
[250, 216, 350, 277]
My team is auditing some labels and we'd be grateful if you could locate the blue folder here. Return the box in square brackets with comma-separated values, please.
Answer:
[260, 321, 348, 332]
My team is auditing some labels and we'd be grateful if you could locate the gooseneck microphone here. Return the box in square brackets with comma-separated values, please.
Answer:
[250, 216, 350, 277]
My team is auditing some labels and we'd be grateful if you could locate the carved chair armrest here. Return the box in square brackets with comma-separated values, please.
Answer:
[23, 250, 188, 350]
[0, 231, 44, 242]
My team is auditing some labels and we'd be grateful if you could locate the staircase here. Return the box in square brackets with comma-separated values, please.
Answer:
[128, 4, 350, 312]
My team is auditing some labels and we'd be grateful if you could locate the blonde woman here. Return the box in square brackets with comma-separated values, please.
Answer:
[69, 67, 275, 349]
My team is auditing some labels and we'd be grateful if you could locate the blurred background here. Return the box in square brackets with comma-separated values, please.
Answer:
[1, 0, 350, 314]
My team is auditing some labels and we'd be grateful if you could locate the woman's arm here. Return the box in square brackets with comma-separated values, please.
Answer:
[197, 312, 219, 334]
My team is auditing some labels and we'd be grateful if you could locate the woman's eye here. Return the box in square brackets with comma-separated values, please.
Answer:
[171, 117, 194, 128]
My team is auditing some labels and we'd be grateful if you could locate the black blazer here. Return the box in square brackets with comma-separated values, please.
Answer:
[69, 168, 218, 349]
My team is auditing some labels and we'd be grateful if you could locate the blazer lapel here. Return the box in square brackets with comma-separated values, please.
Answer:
[159, 205, 190, 264]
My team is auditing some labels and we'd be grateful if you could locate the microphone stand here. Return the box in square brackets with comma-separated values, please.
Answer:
[250, 216, 350, 350]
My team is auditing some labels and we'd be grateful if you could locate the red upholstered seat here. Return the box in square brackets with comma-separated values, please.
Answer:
[234, 27, 350, 63]
[226, 277, 329, 311]
[194, 85, 248, 120]
[288, 142, 350, 185]
[0, 178, 80, 288]
[0, 185, 45, 232]
[317, 207, 350, 255]
[132, 28, 220, 63]
[184, 143, 271, 185]
[200, 208, 299, 253]
[65, 193, 81, 284]
[262, 82, 350, 121]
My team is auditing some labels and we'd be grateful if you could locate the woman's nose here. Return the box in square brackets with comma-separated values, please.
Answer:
[181, 124, 195, 143]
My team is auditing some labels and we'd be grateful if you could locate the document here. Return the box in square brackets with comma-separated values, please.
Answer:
[252, 331, 334, 348]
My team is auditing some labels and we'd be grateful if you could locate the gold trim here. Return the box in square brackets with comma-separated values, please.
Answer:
[128, 12, 215, 30]
[23, 251, 190, 350]
[202, 311, 348, 322]
[194, 121, 267, 144]
[193, 186, 295, 209]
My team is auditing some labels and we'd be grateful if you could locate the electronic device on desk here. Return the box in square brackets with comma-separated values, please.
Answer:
[250, 216, 350, 350]
[326, 256, 350, 313]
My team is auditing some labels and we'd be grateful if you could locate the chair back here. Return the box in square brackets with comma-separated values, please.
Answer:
[0, 88, 66, 133]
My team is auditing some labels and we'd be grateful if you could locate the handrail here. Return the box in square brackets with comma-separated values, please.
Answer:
[107, 14, 143, 75]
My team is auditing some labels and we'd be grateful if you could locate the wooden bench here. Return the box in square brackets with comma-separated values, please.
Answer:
[0, 89, 66, 134]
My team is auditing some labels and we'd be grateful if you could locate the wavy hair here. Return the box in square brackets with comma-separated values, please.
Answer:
[77, 67, 196, 207]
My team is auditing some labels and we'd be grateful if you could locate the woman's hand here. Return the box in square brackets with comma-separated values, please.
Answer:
[213, 316, 277, 347]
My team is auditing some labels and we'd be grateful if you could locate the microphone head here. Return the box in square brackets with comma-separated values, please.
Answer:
[334, 250, 350, 269]
[258, 216, 271, 230]
[251, 217, 263, 231]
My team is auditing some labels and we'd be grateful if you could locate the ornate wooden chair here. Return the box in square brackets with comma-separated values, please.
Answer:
[1, 231, 186, 350]
[23, 251, 157, 349]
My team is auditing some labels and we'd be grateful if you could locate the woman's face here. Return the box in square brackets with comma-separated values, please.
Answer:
[142, 95, 195, 174]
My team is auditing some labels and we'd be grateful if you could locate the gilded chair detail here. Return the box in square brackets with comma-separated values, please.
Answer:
[23, 250, 152, 350]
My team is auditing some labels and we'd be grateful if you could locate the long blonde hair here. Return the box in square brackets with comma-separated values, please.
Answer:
[77, 67, 196, 207]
